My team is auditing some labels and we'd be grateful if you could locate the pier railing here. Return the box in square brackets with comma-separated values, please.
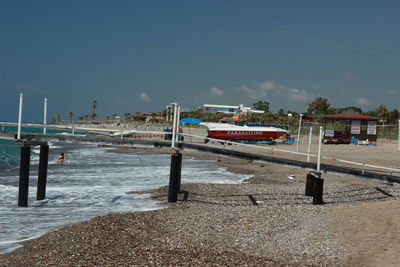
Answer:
[2, 124, 400, 179]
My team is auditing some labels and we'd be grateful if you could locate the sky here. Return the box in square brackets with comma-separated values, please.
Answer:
[1, 0, 400, 122]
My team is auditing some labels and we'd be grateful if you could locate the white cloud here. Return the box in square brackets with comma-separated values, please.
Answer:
[387, 89, 397, 94]
[209, 87, 224, 96]
[354, 97, 370, 106]
[234, 81, 314, 103]
[139, 92, 151, 102]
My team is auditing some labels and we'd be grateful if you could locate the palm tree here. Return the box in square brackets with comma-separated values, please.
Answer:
[56, 113, 62, 124]
[92, 101, 98, 120]
[91, 113, 97, 121]
[84, 115, 89, 122]
[124, 112, 131, 121]
[112, 113, 117, 120]
[68, 112, 74, 123]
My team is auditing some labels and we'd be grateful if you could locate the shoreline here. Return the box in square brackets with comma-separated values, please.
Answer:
[0, 145, 399, 266]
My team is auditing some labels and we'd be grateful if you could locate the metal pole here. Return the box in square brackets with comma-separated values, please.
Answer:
[37, 144, 49, 200]
[296, 114, 303, 152]
[316, 126, 323, 172]
[307, 127, 313, 162]
[171, 103, 178, 149]
[398, 119, 400, 151]
[43, 98, 47, 134]
[18, 145, 31, 207]
[175, 106, 181, 142]
[17, 93, 23, 140]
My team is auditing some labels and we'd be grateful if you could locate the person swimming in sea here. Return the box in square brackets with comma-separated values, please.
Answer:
[58, 152, 65, 163]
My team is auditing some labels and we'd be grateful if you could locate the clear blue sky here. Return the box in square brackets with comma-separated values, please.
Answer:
[1, 0, 400, 122]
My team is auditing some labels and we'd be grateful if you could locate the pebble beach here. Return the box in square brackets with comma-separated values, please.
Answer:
[1, 143, 399, 266]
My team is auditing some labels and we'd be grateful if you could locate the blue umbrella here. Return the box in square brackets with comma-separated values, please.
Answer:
[179, 117, 202, 124]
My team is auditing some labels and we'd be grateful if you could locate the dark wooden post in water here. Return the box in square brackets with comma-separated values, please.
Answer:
[37, 144, 49, 201]
[18, 145, 31, 207]
[168, 150, 182, 203]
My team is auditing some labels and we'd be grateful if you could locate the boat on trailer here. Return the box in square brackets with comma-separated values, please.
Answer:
[200, 122, 288, 143]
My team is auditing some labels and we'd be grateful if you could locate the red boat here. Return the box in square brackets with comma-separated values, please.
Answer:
[200, 122, 288, 142]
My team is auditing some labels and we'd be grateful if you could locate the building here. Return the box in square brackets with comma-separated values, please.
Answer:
[203, 104, 264, 115]
[323, 114, 379, 144]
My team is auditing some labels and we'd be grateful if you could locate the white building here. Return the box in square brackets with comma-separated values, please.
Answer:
[203, 104, 264, 115]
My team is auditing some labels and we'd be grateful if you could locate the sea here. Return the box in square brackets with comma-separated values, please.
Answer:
[0, 126, 249, 254]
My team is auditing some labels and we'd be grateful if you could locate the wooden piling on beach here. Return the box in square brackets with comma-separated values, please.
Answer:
[305, 172, 316, 196]
[313, 177, 324, 205]
[18, 145, 31, 207]
[37, 144, 49, 201]
[168, 150, 182, 202]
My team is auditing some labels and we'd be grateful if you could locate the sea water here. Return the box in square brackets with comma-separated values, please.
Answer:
[0, 138, 249, 254]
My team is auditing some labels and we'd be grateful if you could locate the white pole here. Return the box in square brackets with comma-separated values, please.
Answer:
[175, 106, 181, 142]
[43, 98, 47, 134]
[17, 93, 23, 140]
[72, 126, 75, 135]
[398, 119, 400, 151]
[296, 114, 303, 152]
[171, 103, 178, 148]
[307, 126, 313, 162]
[316, 126, 323, 172]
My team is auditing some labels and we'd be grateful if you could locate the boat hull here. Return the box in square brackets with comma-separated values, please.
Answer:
[207, 130, 286, 141]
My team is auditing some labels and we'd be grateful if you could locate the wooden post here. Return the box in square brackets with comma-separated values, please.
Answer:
[168, 150, 182, 202]
[305, 172, 315, 196]
[37, 144, 49, 201]
[313, 176, 324, 205]
[18, 145, 31, 207]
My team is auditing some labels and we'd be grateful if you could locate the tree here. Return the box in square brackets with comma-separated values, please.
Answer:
[307, 97, 330, 115]
[68, 112, 74, 123]
[124, 112, 131, 121]
[56, 113, 61, 124]
[78, 116, 84, 121]
[91, 113, 97, 121]
[92, 100, 98, 120]
[252, 101, 270, 112]
[387, 109, 400, 124]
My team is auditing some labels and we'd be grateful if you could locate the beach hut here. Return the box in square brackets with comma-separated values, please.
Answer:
[323, 114, 379, 144]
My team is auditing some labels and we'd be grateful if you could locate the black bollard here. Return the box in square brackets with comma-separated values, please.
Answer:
[18, 145, 31, 207]
[313, 177, 324, 205]
[176, 152, 182, 193]
[37, 144, 49, 201]
[305, 172, 315, 196]
[168, 150, 182, 203]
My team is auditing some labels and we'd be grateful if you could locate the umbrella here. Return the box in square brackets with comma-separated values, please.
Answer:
[179, 118, 202, 124]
